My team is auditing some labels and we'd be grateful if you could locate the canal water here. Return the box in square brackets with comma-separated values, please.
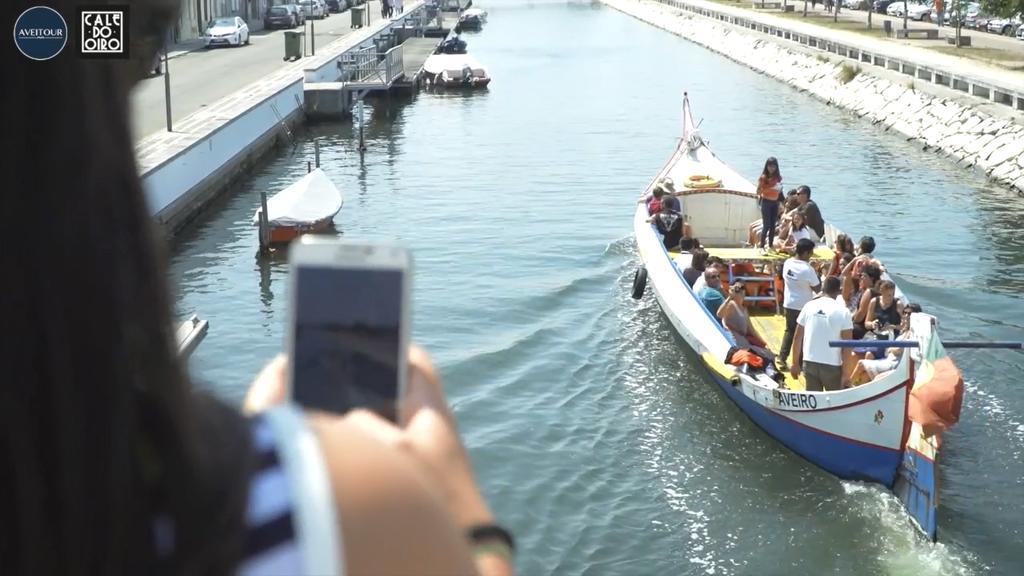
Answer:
[167, 1, 1024, 573]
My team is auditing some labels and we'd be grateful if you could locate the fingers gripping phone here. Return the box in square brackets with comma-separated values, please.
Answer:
[288, 237, 410, 421]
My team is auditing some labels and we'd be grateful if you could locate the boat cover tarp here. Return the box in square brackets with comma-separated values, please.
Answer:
[423, 53, 487, 76]
[253, 168, 343, 227]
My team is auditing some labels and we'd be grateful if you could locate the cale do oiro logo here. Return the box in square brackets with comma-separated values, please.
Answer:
[13, 6, 69, 61]
[80, 6, 129, 57]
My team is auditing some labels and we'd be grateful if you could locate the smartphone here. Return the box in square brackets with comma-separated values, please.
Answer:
[287, 237, 411, 421]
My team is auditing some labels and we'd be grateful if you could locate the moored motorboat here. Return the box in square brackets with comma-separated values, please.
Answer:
[458, 7, 487, 30]
[252, 168, 344, 245]
[423, 53, 491, 89]
[632, 93, 965, 541]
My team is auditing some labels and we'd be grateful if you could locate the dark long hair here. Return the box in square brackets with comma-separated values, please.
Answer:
[2, 1, 250, 574]
[759, 157, 781, 184]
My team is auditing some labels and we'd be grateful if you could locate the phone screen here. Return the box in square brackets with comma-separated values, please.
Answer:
[292, 265, 403, 419]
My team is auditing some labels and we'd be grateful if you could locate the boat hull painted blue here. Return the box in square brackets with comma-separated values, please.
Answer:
[894, 448, 939, 541]
[705, 368, 904, 487]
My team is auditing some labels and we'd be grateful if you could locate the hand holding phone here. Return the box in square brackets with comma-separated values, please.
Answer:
[288, 237, 411, 421]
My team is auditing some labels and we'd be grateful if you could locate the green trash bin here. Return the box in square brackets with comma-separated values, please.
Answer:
[350, 5, 365, 29]
[284, 30, 303, 61]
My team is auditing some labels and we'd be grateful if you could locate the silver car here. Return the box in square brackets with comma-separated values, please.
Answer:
[300, 0, 326, 19]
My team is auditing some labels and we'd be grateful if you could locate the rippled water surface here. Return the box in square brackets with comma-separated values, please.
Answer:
[168, 2, 1024, 573]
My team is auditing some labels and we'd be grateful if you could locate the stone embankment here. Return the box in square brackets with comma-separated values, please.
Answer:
[601, 0, 1024, 193]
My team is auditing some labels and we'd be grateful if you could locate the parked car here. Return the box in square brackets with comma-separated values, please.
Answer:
[264, 5, 296, 28]
[873, 0, 900, 14]
[283, 4, 306, 25]
[887, 1, 933, 20]
[944, 1, 979, 25]
[300, 0, 326, 19]
[971, 13, 994, 30]
[204, 16, 250, 48]
[325, 0, 345, 12]
[842, 0, 864, 9]
[906, 2, 933, 20]
[986, 15, 1021, 35]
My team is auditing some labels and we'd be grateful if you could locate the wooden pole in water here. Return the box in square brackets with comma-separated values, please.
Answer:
[315, 139, 320, 168]
[357, 97, 366, 154]
[258, 188, 270, 255]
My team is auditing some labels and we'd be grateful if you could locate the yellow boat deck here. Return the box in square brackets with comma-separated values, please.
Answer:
[679, 246, 835, 391]
[748, 313, 805, 391]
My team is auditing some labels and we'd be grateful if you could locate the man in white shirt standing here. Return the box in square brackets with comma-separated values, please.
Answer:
[778, 239, 820, 370]
[791, 276, 854, 391]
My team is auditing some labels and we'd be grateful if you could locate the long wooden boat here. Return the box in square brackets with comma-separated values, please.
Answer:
[253, 168, 344, 245]
[632, 93, 962, 541]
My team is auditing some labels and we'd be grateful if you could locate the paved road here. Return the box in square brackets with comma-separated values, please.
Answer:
[131, 2, 384, 140]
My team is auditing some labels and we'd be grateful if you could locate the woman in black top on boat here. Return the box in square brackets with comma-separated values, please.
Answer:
[648, 200, 684, 251]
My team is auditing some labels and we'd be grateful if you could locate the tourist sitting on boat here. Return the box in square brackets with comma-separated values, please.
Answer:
[747, 189, 797, 248]
[790, 276, 855, 391]
[844, 263, 883, 339]
[647, 201, 684, 251]
[697, 268, 727, 314]
[642, 185, 680, 215]
[865, 280, 904, 336]
[795, 185, 825, 240]
[825, 233, 856, 277]
[717, 282, 769, 352]
[845, 236, 884, 277]
[755, 157, 783, 251]
[778, 239, 822, 370]
[849, 303, 922, 385]
[772, 211, 818, 254]
[692, 256, 727, 293]
[682, 249, 708, 287]
[678, 237, 700, 254]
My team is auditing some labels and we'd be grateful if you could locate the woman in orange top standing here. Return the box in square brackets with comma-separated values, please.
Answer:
[756, 157, 783, 251]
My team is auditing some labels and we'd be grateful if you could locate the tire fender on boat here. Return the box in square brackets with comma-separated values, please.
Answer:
[631, 268, 648, 300]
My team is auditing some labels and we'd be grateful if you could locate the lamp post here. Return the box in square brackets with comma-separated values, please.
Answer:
[163, 34, 172, 132]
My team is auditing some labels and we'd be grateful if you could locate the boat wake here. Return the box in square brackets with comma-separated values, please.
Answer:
[839, 482, 977, 575]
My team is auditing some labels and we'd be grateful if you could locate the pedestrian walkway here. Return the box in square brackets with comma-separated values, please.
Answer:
[133, 2, 387, 139]
[761, 2, 1024, 59]
[656, 0, 1024, 95]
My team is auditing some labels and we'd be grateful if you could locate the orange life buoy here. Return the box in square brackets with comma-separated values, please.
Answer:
[684, 174, 722, 189]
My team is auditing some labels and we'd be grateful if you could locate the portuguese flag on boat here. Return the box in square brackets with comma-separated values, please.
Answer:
[895, 319, 965, 542]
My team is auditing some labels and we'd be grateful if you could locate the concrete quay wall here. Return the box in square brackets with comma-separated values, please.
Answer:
[600, 0, 1024, 194]
[136, 2, 427, 238]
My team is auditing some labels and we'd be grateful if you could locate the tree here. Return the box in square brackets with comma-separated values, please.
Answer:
[981, 0, 1024, 17]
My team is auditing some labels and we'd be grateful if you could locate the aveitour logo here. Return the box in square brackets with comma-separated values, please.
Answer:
[13, 6, 69, 61]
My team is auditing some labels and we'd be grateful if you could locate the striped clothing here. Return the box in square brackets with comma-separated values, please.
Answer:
[239, 416, 303, 575]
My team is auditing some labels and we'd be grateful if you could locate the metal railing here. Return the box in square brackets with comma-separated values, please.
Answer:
[339, 44, 405, 87]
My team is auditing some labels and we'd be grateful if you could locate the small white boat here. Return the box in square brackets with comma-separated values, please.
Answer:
[252, 168, 344, 245]
[423, 53, 491, 89]
[176, 314, 209, 359]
